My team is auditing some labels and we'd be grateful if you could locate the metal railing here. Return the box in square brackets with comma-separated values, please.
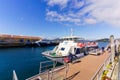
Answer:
[118, 54, 120, 80]
[39, 60, 57, 73]
[90, 54, 112, 80]
[26, 60, 68, 80]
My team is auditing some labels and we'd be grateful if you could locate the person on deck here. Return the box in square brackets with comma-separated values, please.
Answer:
[68, 53, 74, 63]
[102, 47, 105, 53]
[118, 44, 120, 54]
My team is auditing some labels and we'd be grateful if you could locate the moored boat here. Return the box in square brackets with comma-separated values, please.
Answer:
[42, 36, 86, 63]
[86, 42, 101, 55]
[35, 39, 59, 47]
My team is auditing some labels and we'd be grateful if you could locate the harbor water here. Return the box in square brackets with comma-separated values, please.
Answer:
[0, 42, 108, 80]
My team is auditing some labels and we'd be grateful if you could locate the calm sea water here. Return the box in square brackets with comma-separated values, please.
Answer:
[0, 42, 108, 80]
[0, 46, 55, 80]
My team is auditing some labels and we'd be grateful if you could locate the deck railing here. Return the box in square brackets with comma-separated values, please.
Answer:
[90, 53, 112, 80]
[39, 60, 57, 73]
[26, 60, 68, 80]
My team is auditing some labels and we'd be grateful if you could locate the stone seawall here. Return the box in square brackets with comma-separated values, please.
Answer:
[0, 34, 41, 48]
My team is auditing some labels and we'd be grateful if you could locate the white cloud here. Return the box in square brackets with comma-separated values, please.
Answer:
[72, 0, 85, 9]
[84, 18, 96, 24]
[46, 11, 81, 23]
[45, 0, 120, 27]
[88, 0, 120, 26]
[46, 0, 69, 8]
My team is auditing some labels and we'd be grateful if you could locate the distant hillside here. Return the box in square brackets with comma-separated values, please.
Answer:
[95, 38, 109, 42]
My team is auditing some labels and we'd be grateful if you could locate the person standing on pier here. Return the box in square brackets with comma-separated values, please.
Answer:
[102, 47, 105, 53]
[115, 40, 120, 52]
[118, 43, 120, 54]
[115, 40, 120, 57]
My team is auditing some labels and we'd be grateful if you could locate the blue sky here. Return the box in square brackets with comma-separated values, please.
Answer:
[0, 0, 120, 39]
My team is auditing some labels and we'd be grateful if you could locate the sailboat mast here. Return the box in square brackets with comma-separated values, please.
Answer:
[70, 28, 73, 36]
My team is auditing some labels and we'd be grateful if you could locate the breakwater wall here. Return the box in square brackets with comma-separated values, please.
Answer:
[0, 34, 41, 48]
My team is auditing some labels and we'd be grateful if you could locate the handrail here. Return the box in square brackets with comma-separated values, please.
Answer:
[90, 53, 112, 80]
[90, 63, 104, 80]
[118, 55, 120, 80]
[26, 70, 48, 80]
[26, 65, 65, 80]
[39, 60, 56, 73]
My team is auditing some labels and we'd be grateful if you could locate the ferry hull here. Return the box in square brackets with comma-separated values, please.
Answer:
[45, 56, 64, 63]
[42, 52, 65, 63]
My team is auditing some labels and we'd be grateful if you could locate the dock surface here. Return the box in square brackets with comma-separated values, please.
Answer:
[65, 51, 109, 80]
[27, 51, 110, 80]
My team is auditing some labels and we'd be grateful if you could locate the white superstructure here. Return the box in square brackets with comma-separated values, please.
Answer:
[42, 36, 85, 63]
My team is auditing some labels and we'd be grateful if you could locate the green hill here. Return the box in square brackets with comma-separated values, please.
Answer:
[96, 38, 109, 42]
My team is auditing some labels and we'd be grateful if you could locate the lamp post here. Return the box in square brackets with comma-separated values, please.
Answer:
[110, 35, 115, 63]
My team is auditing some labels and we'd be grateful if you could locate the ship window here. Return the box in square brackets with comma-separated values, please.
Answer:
[20, 39, 24, 42]
[27, 39, 30, 42]
[75, 48, 80, 54]
[70, 38, 72, 40]
[61, 47, 65, 51]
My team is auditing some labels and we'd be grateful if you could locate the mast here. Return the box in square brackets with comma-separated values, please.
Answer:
[70, 28, 73, 37]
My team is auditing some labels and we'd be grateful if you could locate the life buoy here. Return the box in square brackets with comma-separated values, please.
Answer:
[87, 42, 91, 47]
[77, 43, 83, 48]
[83, 43, 86, 47]
[91, 42, 97, 47]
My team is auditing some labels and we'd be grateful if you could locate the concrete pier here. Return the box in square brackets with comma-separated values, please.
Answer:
[26, 51, 110, 80]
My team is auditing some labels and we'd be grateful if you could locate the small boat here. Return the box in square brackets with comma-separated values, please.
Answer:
[35, 39, 59, 47]
[86, 42, 101, 55]
[42, 36, 85, 63]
